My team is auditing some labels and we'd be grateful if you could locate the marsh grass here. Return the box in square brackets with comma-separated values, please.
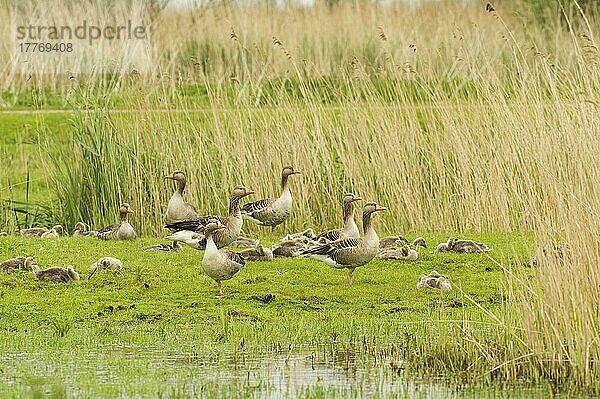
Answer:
[0, 0, 599, 394]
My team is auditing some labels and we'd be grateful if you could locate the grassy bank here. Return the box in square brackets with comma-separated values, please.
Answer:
[0, 232, 529, 398]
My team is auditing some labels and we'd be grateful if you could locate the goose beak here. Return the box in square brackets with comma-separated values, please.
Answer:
[164, 173, 174, 180]
[352, 196, 362, 202]
[245, 188, 255, 195]
[292, 170, 301, 175]
[375, 205, 387, 212]
[127, 208, 134, 214]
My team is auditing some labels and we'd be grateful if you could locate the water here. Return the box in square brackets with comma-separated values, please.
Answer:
[0, 343, 559, 398]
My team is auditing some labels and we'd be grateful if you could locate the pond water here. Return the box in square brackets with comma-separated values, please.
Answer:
[0, 344, 558, 398]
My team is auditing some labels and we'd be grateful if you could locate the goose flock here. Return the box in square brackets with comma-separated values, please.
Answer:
[0, 166, 495, 296]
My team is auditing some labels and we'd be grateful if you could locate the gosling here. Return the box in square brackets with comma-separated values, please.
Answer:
[89, 257, 124, 279]
[32, 265, 80, 283]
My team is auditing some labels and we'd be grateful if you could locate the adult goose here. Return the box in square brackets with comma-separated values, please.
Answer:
[201, 221, 245, 297]
[241, 166, 300, 230]
[316, 193, 362, 242]
[164, 171, 199, 224]
[165, 185, 254, 249]
[300, 203, 386, 285]
[97, 203, 137, 241]
[32, 265, 80, 283]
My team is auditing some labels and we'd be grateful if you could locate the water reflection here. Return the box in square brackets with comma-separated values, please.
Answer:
[1, 345, 555, 398]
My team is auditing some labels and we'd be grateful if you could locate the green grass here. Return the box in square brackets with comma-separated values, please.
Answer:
[0, 232, 527, 397]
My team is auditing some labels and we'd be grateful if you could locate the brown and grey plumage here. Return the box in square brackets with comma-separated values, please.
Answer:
[272, 241, 304, 258]
[73, 222, 97, 237]
[316, 193, 362, 242]
[228, 236, 260, 248]
[41, 225, 64, 238]
[379, 235, 409, 249]
[435, 237, 490, 253]
[201, 221, 246, 297]
[165, 185, 254, 249]
[241, 166, 300, 229]
[417, 271, 451, 292]
[142, 241, 183, 253]
[300, 203, 387, 285]
[20, 227, 49, 237]
[271, 229, 318, 258]
[89, 257, 124, 279]
[239, 244, 274, 261]
[32, 265, 80, 283]
[0, 256, 36, 272]
[164, 171, 199, 224]
[97, 203, 137, 241]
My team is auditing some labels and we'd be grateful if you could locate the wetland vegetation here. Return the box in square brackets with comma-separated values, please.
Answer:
[0, 0, 599, 397]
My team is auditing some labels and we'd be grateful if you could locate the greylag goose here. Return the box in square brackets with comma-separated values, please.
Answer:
[300, 203, 386, 285]
[0, 256, 36, 272]
[531, 242, 571, 267]
[451, 239, 491, 253]
[142, 241, 183, 253]
[32, 265, 80, 283]
[377, 238, 426, 260]
[201, 221, 245, 297]
[41, 225, 64, 238]
[378, 245, 417, 260]
[20, 227, 49, 237]
[316, 193, 362, 242]
[165, 185, 254, 249]
[417, 271, 452, 292]
[379, 235, 409, 249]
[97, 203, 137, 241]
[89, 257, 123, 279]
[228, 235, 260, 248]
[272, 240, 304, 258]
[239, 244, 274, 261]
[435, 237, 490, 253]
[73, 222, 97, 237]
[271, 229, 318, 258]
[164, 171, 199, 224]
[241, 166, 300, 230]
[435, 237, 456, 253]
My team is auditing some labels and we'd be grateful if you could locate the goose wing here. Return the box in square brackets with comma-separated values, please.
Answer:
[223, 250, 246, 267]
[317, 229, 342, 242]
[165, 215, 228, 232]
[97, 223, 119, 240]
[303, 238, 361, 256]
[241, 199, 274, 216]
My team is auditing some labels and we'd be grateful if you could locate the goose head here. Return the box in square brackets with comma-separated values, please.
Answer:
[24, 257, 36, 271]
[363, 202, 387, 216]
[165, 170, 186, 183]
[282, 166, 301, 177]
[343, 193, 362, 204]
[73, 222, 86, 232]
[120, 203, 134, 215]
[412, 237, 427, 249]
[231, 185, 254, 199]
[51, 225, 64, 235]
[67, 266, 80, 280]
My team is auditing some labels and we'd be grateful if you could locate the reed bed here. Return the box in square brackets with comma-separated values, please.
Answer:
[1, 0, 599, 393]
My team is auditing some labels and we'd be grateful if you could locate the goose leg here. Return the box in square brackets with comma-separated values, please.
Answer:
[348, 269, 354, 286]
[217, 281, 224, 298]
